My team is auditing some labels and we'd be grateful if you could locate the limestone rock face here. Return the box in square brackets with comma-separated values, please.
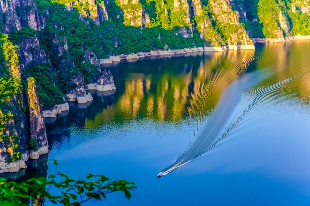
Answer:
[177, 27, 192, 38]
[191, 0, 203, 16]
[0, 34, 31, 173]
[209, 0, 253, 46]
[229, 0, 247, 21]
[191, 0, 225, 46]
[96, 70, 116, 92]
[17, 36, 49, 69]
[297, 0, 310, 15]
[64, 0, 109, 25]
[209, 0, 240, 24]
[51, 35, 67, 57]
[42, 103, 69, 124]
[117, 0, 144, 27]
[98, 1, 109, 22]
[66, 73, 93, 104]
[0, 154, 29, 173]
[279, 11, 290, 34]
[100, 58, 113, 64]
[0, 0, 45, 34]
[51, 35, 75, 79]
[27, 77, 49, 160]
[84, 50, 100, 68]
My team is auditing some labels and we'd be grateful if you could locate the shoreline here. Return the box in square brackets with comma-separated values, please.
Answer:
[43, 84, 117, 123]
[42, 35, 310, 122]
[101, 35, 310, 65]
[253, 35, 310, 43]
[100, 45, 255, 65]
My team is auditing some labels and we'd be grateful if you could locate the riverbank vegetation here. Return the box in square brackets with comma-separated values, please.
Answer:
[4, 0, 310, 110]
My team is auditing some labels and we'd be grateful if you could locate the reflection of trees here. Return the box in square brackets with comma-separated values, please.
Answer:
[188, 50, 255, 118]
[285, 41, 310, 102]
[255, 41, 310, 103]
[84, 51, 257, 127]
[46, 41, 310, 146]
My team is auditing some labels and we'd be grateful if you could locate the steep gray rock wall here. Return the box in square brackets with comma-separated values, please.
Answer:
[27, 77, 48, 160]
[0, 0, 45, 34]
[17, 36, 49, 69]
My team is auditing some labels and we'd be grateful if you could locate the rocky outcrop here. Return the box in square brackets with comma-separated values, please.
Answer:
[96, 70, 116, 92]
[256, 0, 287, 39]
[51, 35, 68, 57]
[173, 0, 191, 26]
[87, 70, 116, 94]
[117, 0, 144, 27]
[279, 11, 290, 35]
[177, 27, 192, 38]
[27, 77, 48, 160]
[84, 50, 100, 68]
[0, 0, 45, 34]
[17, 36, 49, 69]
[66, 73, 93, 104]
[100, 47, 227, 65]
[229, 0, 247, 21]
[64, 0, 109, 25]
[43, 103, 69, 124]
[293, 0, 310, 15]
[50, 34, 75, 80]
[209, 0, 254, 46]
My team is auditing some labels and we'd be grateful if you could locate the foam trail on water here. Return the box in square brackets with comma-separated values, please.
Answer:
[157, 69, 269, 177]
[158, 65, 310, 177]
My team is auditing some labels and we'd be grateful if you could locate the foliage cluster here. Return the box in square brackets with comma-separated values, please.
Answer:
[0, 160, 136, 206]
[28, 137, 38, 151]
[0, 33, 23, 163]
[9, 27, 38, 45]
[257, 0, 283, 38]
[24, 63, 64, 109]
[34, 0, 204, 59]
[239, 0, 310, 38]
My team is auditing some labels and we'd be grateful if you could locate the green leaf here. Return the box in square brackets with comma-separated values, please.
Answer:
[100, 192, 106, 199]
[59, 173, 70, 179]
[124, 190, 131, 200]
[69, 193, 77, 200]
[51, 159, 58, 166]
[87, 193, 100, 200]
[48, 174, 56, 179]
[3, 182, 10, 188]
[86, 174, 94, 179]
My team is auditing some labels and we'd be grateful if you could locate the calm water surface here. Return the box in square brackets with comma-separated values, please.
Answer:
[46, 41, 310, 205]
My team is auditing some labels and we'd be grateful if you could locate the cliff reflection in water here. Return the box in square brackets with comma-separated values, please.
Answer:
[46, 41, 310, 156]
[85, 50, 256, 128]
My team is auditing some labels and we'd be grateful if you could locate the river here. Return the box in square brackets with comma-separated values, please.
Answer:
[45, 41, 310, 205]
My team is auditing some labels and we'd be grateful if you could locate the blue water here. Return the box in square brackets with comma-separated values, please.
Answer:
[46, 42, 310, 205]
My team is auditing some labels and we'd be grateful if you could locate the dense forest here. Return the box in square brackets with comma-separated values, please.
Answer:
[1, 0, 310, 110]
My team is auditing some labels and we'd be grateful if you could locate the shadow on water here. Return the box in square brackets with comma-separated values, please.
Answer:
[46, 92, 116, 151]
